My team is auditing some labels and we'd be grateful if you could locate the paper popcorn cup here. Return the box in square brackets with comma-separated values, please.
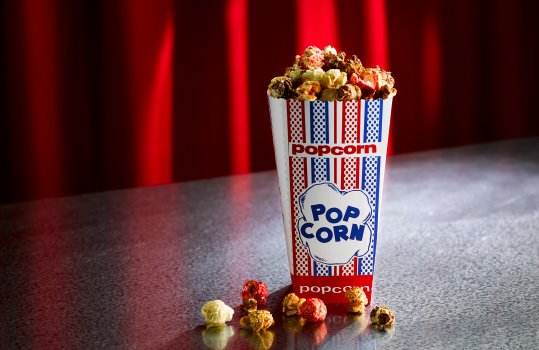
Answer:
[268, 96, 393, 304]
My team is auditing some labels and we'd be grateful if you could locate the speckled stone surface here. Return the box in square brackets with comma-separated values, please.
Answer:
[1, 138, 538, 349]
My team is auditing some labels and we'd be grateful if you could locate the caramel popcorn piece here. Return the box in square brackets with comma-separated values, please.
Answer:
[282, 292, 306, 316]
[370, 305, 395, 330]
[343, 55, 365, 77]
[323, 45, 346, 70]
[320, 88, 339, 101]
[321, 69, 347, 89]
[338, 84, 360, 100]
[285, 65, 303, 84]
[296, 81, 321, 101]
[344, 286, 368, 314]
[299, 46, 325, 69]
[240, 310, 275, 332]
[268, 76, 295, 99]
[243, 297, 258, 313]
[201, 300, 234, 327]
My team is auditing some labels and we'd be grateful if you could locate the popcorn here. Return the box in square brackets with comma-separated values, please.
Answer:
[320, 88, 339, 101]
[201, 300, 234, 327]
[370, 305, 395, 330]
[282, 292, 306, 316]
[344, 287, 368, 314]
[302, 68, 325, 83]
[343, 55, 364, 77]
[323, 45, 346, 70]
[296, 81, 321, 101]
[268, 46, 396, 100]
[243, 297, 258, 313]
[241, 280, 269, 306]
[299, 46, 325, 69]
[285, 65, 303, 83]
[298, 297, 327, 322]
[321, 69, 347, 89]
[240, 310, 275, 332]
[268, 76, 295, 99]
[337, 84, 361, 101]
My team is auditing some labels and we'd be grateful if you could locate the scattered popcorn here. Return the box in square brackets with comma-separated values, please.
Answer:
[370, 305, 395, 330]
[201, 300, 234, 327]
[240, 310, 275, 332]
[243, 297, 258, 313]
[344, 287, 368, 314]
[282, 292, 306, 316]
[298, 298, 327, 322]
[269, 46, 396, 101]
[241, 280, 269, 306]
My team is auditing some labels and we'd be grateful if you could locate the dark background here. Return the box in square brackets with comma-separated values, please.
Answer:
[1, 0, 538, 204]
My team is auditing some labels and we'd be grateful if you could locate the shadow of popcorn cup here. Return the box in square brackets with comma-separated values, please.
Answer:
[268, 96, 393, 304]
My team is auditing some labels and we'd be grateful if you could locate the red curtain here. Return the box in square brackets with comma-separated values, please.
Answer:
[1, 0, 538, 203]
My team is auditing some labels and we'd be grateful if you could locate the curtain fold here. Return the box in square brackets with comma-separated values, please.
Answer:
[1, 0, 538, 203]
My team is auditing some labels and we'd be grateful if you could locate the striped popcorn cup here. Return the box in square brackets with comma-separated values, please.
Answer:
[268, 96, 393, 304]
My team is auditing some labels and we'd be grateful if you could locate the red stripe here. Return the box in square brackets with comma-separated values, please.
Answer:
[334, 102, 338, 143]
[334, 158, 337, 187]
[357, 100, 362, 143]
[303, 157, 311, 275]
[342, 101, 347, 142]
[289, 158, 297, 275]
[301, 101, 306, 143]
[356, 157, 360, 188]
[287, 100, 292, 142]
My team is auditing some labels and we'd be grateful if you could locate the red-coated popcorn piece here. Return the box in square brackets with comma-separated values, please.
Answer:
[298, 297, 327, 322]
[241, 280, 269, 306]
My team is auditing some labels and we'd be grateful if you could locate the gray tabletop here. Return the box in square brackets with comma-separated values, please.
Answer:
[1, 138, 538, 349]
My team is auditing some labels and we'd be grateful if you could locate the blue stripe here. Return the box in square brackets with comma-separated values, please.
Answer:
[378, 100, 383, 142]
[326, 158, 330, 180]
[324, 101, 329, 142]
[363, 100, 369, 143]
[361, 158, 367, 190]
[372, 156, 381, 270]
[311, 158, 315, 183]
[309, 101, 314, 143]
[313, 261, 317, 275]
[328, 266, 332, 276]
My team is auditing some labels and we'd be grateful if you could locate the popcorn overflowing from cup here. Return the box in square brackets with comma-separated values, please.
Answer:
[268, 45, 397, 101]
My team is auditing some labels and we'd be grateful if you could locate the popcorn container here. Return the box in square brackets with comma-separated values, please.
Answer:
[268, 96, 393, 304]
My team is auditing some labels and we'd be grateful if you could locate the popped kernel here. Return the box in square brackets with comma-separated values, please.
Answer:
[370, 305, 395, 330]
[296, 81, 321, 101]
[243, 297, 258, 313]
[201, 300, 234, 327]
[241, 280, 269, 306]
[282, 292, 306, 317]
[299, 46, 325, 69]
[268, 76, 295, 99]
[240, 310, 275, 332]
[298, 297, 327, 322]
[344, 286, 368, 305]
[321, 69, 347, 89]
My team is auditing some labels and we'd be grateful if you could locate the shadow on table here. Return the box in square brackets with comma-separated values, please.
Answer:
[162, 285, 394, 350]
